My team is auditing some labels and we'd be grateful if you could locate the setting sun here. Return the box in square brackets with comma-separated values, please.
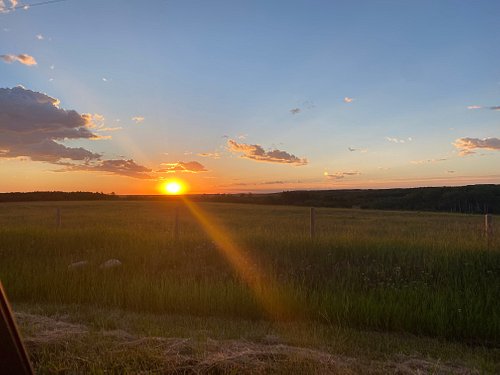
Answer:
[162, 180, 185, 195]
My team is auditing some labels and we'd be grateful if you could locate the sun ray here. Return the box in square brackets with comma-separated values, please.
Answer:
[180, 197, 299, 321]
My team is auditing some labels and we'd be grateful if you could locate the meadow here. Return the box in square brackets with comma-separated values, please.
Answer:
[1, 200, 499, 373]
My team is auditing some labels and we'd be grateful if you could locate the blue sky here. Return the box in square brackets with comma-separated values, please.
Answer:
[0, 0, 499, 194]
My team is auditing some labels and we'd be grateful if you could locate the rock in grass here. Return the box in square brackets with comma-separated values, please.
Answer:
[99, 259, 122, 269]
[68, 260, 89, 270]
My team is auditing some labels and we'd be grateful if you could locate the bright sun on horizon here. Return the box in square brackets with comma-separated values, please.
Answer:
[162, 180, 185, 195]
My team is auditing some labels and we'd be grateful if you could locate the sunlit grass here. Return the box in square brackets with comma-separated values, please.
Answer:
[0, 201, 499, 343]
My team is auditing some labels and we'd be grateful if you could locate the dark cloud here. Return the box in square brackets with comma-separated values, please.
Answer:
[158, 161, 207, 173]
[56, 159, 154, 179]
[0, 86, 101, 162]
[227, 139, 307, 166]
[490, 106, 500, 111]
[290, 108, 301, 115]
[454, 137, 500, 156]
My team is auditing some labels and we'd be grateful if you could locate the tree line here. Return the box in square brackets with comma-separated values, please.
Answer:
[1, 185, 499, 214]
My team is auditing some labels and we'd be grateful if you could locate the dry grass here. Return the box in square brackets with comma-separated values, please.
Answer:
[16, 309, 485, 374]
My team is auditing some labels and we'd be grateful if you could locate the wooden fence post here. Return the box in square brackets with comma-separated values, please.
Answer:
[310, 207, 316, 239]
[485, 214, 493, 247]
[173, 206, 179, 241]
[56, 208, 61, 229]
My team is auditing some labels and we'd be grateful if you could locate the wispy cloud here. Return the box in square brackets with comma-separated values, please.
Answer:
[454, 137, 500, 156]
[132, 116, 144, 124]
[348, 147, 368, 153]
[158, 161, 207, 173]
[1, 53, 37, 66]
[324, 171, 360, 179]
[289, 100, 315, 115]
[227, 139, 307, 166]
[466, 104, 500, 111]
[410, 158, 447, 165]
[198, 152, 221, 159]
[385, 136, 412, 144]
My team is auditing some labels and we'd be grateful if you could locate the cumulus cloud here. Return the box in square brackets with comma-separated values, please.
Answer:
[35, 34, 44, 40]
[158, 161, 207, 173]
[454, 137, 500, 156]
[57, 159, 153, 179]
[0, 86, 102, 162]
[324, 171, 360, 179]
[132, 116, 144, 124]
[227, 139, 307, 166]
[1, 53, 37, 66]
[344, 97, 354, 103]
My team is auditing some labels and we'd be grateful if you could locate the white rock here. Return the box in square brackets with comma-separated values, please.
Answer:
[68, 261, 89, 270]
[99, 259, 122, 269]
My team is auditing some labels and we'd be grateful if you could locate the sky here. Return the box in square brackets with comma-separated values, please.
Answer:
[0, 0, 499, 194]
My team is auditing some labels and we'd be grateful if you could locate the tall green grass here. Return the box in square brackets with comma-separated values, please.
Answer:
[0, 201, 499, 343]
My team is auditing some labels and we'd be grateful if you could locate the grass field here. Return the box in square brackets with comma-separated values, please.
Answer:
[1, 200, 499, 373]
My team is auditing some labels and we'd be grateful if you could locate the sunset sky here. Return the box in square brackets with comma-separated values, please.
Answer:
[1, 0, 499, 194]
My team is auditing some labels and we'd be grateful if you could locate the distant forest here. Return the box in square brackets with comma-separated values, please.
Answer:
[1, 185, 499, 214]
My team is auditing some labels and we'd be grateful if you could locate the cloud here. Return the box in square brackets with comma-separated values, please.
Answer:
[447, 170, 456, 174]
[158, 161, 207, 173]
[466, 105, 500, 111]
[385, 136, 412, 144]
[410, 158, 447, 165]
[348, 147, 368, 153]
[324, 171, 360, 179]
[0, 0, 17, 13]
[290, 108, 301, 115]
[454, 137, 500, 156]
[198, 152, 221, 159]
[0, 86, 102, 162]
[344, 97, 354, 103]
[57, 159, 153, 179]
[1, 53, 37, 66]
[227, 139, 307, 166]
[132, 116, 144, 124]
[35, 34, 44, 40]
